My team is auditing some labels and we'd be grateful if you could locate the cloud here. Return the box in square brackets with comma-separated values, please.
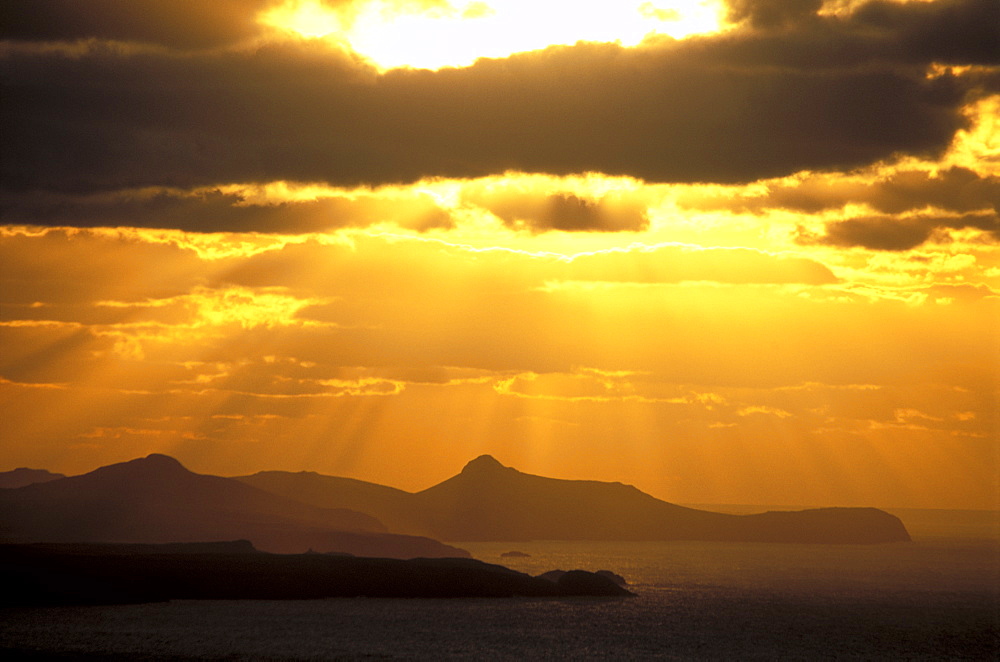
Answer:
[0, 227, 208, 305]
[7, 227, 993, 393]
[463, 189, 648, 232]
[799, 211, 999, 250]
[712, 0, 1000, 69]
[0, 0, 281, 50]
[2, 0, 996, 201]
[725, 0, 823, 29]
[846, 0, 1000, 65]
[0, 186, 453, 232]
[680, 166, 1000, 216]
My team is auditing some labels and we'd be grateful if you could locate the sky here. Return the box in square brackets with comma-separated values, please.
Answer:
[0, 0, 997, 510]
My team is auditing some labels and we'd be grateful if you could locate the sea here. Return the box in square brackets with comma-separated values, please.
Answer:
[2, 507, 997, 660]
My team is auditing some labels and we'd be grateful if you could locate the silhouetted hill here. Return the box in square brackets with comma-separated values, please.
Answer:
[0, 454, 467, 558]
[0, 543, 631, 606]
[236, 470, 419, 533]
[411, 454, 734, 540]
[239, 455, 911, 544]
[0, 467, 66, 489]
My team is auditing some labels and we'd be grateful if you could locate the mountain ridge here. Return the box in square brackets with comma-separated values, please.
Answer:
[237, 455, 912, 544]
[0, 467, 66, 489]
[0, 454, 468, 558]
[1, 453, 911, 545]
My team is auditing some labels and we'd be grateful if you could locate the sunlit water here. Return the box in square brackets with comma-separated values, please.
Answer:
[2, 509, 997, 660]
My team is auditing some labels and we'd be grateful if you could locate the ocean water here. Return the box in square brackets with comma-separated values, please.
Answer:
[2, 509, 997, 660]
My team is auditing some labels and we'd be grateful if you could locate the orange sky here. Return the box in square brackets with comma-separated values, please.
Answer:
[1, 0, 997, 509]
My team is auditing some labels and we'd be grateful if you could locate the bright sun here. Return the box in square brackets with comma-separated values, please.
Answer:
[260, 0, 729, 71]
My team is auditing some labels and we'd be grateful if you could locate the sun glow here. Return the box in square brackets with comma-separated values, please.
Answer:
[261, 0, 729, 71]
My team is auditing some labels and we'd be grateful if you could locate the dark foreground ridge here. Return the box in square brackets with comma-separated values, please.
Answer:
[0, 542, 632, 606]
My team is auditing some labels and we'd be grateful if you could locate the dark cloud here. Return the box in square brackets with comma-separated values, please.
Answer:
[0, 187, 453, 233]
[799, 211, 999, 250]
[711, 0, 1000, 69]
[0, 0, 279, 50]
[681, 167, 1000, 215]
[0, 40, 967, 193]
[816, 168, 1000, 215]
[0, 0, 996, 216]
[848, 0, 1000, 65]
[725, 0, 823, 29]
[464, 190, 648, 232]
[0, 0, 463, 50]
